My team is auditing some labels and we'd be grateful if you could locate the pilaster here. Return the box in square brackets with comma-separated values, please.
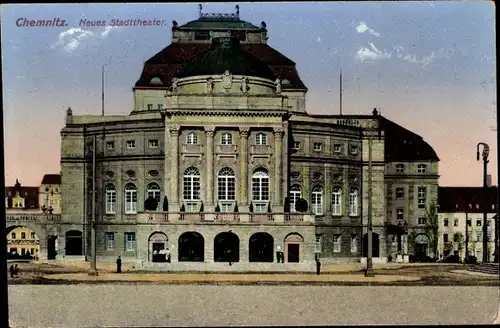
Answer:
[168, 125, 180, 211]
[239, 127, 250, 211]
[273, 127, 284, 207]
[205, 126, 215, 210]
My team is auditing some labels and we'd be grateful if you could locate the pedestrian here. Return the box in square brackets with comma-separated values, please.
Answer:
[9, 265, 15, 278]
[166, 248, 171, 263]
[14, 264, 19, 277]
[276, 246, 281, 263]
[315, 256, 321, 275]
[116, 256, 122, 273]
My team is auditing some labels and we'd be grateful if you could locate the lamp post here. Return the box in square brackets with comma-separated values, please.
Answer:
[477, 142, 490, 263]
[88, 135, 98, 276]
[363, 116, 379, 277]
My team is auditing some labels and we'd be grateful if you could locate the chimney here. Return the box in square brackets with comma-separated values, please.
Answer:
[487, 174, 492, 187]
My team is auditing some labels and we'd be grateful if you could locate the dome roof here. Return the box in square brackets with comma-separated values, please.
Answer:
[175, 37, 276, 80]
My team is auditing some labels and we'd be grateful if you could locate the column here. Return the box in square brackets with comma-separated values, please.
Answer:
[273, 127, 284, 206]
[205, 126, 215, 209]
[167, 125, 180, 210]
[239, 127, 250, 207]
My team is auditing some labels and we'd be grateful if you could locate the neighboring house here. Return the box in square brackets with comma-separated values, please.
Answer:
[5, 179, 38, 210]
[7, 226, 40, 259]
[438, 186, 498, 262]
[39, 174, 62, 214]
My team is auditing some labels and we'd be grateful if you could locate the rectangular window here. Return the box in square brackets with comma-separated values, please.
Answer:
[333, 144, 342, 153]
[148, 140, 159, 149]
[106, 189, 116, 214]
[30, 232, 35, 239]
[443, 233, 449, 243]
[158, 104, 163, 110]
[454, 219, 459, 227]
[349, 145, 358, 155]
[11, 233, 16, 239]
[220, 203, 232, 213]
[444, 218, 449, 226]
[395, 187, 405, 200]
[476, 220, 482, 226]
[311, 190, 323, 215]
[124, 232, 136, 251]
[476, 231, 483, 242]
[21, 232, 26, 239]
[417, 186, 427, 209]
[333, 235, 341, 253]
[396, 208, 404, 221]
[147, 104, 153, 111]
[185, 202, 198, 212]
[314, 235, 322, 253]
[126, 140, 136, 149]
[351, 235, 357, 253]
[106, 141, 115, 150]
[467, 219, 471, 226]
[254, 203, 267, 213]
[106, 232, 115, 250]
[313, 142, 322, 151]
[418, 217, 426, 225]
[349, 190, 358, 216]
[292, 141, 301, 150]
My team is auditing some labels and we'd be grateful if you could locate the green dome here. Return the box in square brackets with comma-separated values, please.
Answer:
[175, 37, 276, 80]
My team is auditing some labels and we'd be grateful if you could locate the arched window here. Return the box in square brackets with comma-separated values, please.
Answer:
[349, 188, 358, 216]
[221, 132, 233, 145]
[218, 168, 236, 212]
[255, 133, 267, 145]
[289, 185, 301, 213]
[183, 167, 201, 201]
[149, 77, 163, 85]
[105, 184, 116, 214]
[311, 186, 323, 215]
[124, 183, 137, 214]
[252, 168, 269, 212]
[332, 187, 342, 216]
[186, 132, 197, 145]
[147, 183, 161, 211]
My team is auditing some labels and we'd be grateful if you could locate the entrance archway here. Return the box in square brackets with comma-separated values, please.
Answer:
[214, 232, 240, 262]
[362, 233, 380, 257]
[6, 225, 40, 260]
[249, 232, 274, 262]
[178, 232, 204, 262]
[284, 233, 304, 263]
[414, 233, 429, 259]
[65, 230, 83, 256]
[149, 232, 169, 262]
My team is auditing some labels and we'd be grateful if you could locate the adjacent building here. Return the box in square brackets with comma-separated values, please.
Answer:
[39, 174, 62, 214]
[438, 186, 498, 262]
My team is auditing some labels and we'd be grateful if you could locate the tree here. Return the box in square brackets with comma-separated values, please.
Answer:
[267, 202, 272, 213]
[162, 196, 168, 212]
[295, 198, 308, 213]
[144, 197, 158, 211]
[425, 201, 439, 258]
[233, 203, 239, 213]
[453, 232, 464, 253]
[199, 202, 204, 212]
[215, 204, 220, 212]
[407, 231, 418, 254]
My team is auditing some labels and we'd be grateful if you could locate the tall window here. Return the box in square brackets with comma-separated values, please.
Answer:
[252, 168, 269, 212]
[183, 167, 201, 201]
[333, 235, 341, 252]
[417, 186, 427, 209]
[186, 132, 197, 144]
[311, 186, 323, 215]
[395, 187, 405, 200]
[331, 187, 342, 216]
[147, 183, 161, 211]
[314, 235, 322, 253]
[255, 133, 267, 145]
[124, 232, 136, 251]
[30, 232, 36, 239]
[105, 184, 116, 214]
[396, 208, 404, 220]
[21, 232, 26, 239]
[218, 168, 236, 211]
[124, 183, 137, 214]
[351, 235, 357, 253]
[221, 132, 233, 145]
[349, 188, 358, 216]
[106, 232, 115, 250]
[289, 185, 302, 212]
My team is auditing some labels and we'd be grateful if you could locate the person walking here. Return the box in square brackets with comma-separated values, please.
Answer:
[14, 264, 19, 277]
[116, 256, 122, 273]
[9, 265, 15, 278]
[315, 256, 321, 275]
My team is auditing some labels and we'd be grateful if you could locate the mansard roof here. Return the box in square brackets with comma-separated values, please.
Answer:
[438, 186, 498, 213]
[178, 16, 260, 30]
[41, 174, 61, 185]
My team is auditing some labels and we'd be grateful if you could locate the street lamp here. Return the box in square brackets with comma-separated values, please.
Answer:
[477, 142, 490, 263]
[363, 115, 380, 277]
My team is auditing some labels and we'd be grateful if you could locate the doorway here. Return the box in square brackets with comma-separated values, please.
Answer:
[287, 244, 300, 262]
[47, 235, 57, 260]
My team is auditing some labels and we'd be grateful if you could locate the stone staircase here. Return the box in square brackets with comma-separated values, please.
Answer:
[468, 263, 500, 275]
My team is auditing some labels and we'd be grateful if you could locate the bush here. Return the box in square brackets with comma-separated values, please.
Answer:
[439, 255, 461, 263]
[295, 198, 308, 212]
[465, 256, 477, 264]
[144, 197, 158, 211]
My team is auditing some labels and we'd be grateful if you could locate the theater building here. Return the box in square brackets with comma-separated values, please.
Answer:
[58, 7, 439, 269]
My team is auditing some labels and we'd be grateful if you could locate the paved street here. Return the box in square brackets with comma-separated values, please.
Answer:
[8, 285, 500, 326]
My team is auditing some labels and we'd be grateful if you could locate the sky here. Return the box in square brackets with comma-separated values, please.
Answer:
[1, 2, 497, 187]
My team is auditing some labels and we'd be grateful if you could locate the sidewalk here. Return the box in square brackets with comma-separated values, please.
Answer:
[42, 272, 421, 283]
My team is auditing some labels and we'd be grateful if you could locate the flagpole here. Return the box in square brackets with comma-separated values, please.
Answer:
[340, 68, 343, 116]
[101, 65, 105, 116]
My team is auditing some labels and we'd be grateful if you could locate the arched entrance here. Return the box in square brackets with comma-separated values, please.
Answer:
[178, 232, 204, 262]
[149, 232, 168, 262]
[6, 225, 40, 260]
[65, 230, 83, 256]
[284, 233, 304, 263]
[414, 233, 429, 259]
[362, 233, 380, 257]
[214, 232, 240, 262]
[249, 232, 274, 262]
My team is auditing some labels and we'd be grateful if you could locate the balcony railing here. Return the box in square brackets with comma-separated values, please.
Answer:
[7, 239, 40, 245]
[216, 144, 238, 154]
[136, 212, 314, 224]
[284, 214, 304, 222]
[250, 213, 274, 223]
[181, 144, 204, 154]
[250, 144, 272, 155]
[179, 213, 204, 222]
[215, 213, 240, 223]
[6, 213, 61, 223]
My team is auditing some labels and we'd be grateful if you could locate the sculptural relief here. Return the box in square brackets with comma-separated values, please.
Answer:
[222, 70, 233, 92]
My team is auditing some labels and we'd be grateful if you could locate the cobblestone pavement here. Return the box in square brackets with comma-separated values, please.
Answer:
[8, 285, 500, 326]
